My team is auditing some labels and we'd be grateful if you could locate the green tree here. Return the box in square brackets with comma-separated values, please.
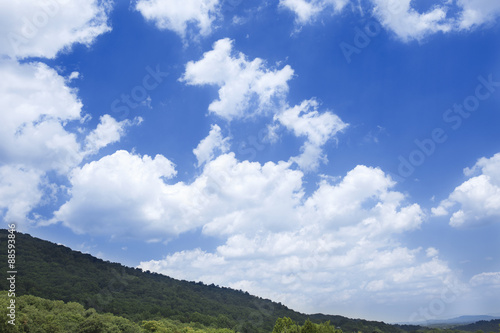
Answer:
[301, 319, 318, 333]
[273, 317, 299, 333]
[318, 321, 342, 333]
[142, 320, 168, 332]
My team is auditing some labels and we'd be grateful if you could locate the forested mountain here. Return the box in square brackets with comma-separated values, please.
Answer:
[0, 229, 410, 333]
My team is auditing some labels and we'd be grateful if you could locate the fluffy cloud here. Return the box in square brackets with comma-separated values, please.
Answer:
[0, 59, 83, 174]
[280, 0, 451, 40]
[0, 165, 45, 224]
[0, 0, 112, 59]
[52, 150, 180, 236]
[52, 151, 304, 238]
[0, 59, 135, 225]
[432, 153, 500, 227]
[457, 0, 500, 29]
[275, 99, 348, 171]
[280, 0, 500, 41]
[370, 0, 451, 41]
[193, 124, 230, 167]
[279, 0, 349, 24]
[181, 38, 294, 120]
[135, 164, 448, 317]
[135, 0, 220, 38]
[84, 115, 142, 156]
[374, 0, 500, 38]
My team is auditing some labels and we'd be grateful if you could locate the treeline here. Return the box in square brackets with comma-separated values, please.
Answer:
[0, 292, 234, 333]
[0, 293, 346, 333]
[0, 230, 411, 333]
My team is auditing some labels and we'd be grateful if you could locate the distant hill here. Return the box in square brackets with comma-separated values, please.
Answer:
[0, 230, 408, 333]
[453, 319, 500, 332]
[412, 316, 500, 328]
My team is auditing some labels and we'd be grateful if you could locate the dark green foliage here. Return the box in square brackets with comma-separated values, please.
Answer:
[272, 317, 300, 333]
[272, 318, 342, 333]
[302, 319, 318, 333]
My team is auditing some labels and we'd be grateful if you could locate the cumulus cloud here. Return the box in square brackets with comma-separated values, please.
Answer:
[193, 124, 230, 167]
[457, 0, 500, 29]
[84, 115, 142, 156]
[432, 153, 500, 227]
[275, 99, 348, 171]
[0, 59, 83, 174]
[0, 59, 136, 225]
[52, 150, 180, 236]
[135, 0, 220, 38]
[374, 0, 500, 38]
[370, 0, 451, 41]
[51, 151, 304, 238]
[181, 38, 294, 120]
[134, 163, 446, 316]
[280, 0, 500, 41]
[279, 0, 349, 24]
[0, 165, 45, 224]
[0, 0, 112, 59]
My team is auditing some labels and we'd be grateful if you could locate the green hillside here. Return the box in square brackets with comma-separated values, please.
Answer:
[0, 292, 235, 333]
[0, 230, 409, 332]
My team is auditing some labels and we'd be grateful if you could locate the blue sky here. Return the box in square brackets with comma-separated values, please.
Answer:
[1, 0, 500, 323]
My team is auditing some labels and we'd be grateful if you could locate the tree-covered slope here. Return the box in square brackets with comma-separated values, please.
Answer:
[0, 230, 409, 333]
[0, 291, 236, 333]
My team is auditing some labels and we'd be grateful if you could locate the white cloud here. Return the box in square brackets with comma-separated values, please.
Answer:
[51, 151, 304, 238]
[370, 0, 451, 41]
[279, 0, 349, 24]
[275, 99, 348, 171]
[0, 0, 112, 59]
[433, 153, 500, 227]
[84, 115, 142, 156]
[470, 271, 500, 287]
[193, 124, 230, 167]
[279, 0, 324, 24]
[0, 59, 137, 226]
[181, 38, 294, 120]
[457, 0, 500, 29]
[136, 163, 450, 317]
[0, 59, 83, 174]
[0, 165, 44, 224]
[135, 0, 220, 38]
[197, 154, 304, 236]
[426, 247, 439, 258]
[280, 0, 500, 41]
[52, 150, 178, 236]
